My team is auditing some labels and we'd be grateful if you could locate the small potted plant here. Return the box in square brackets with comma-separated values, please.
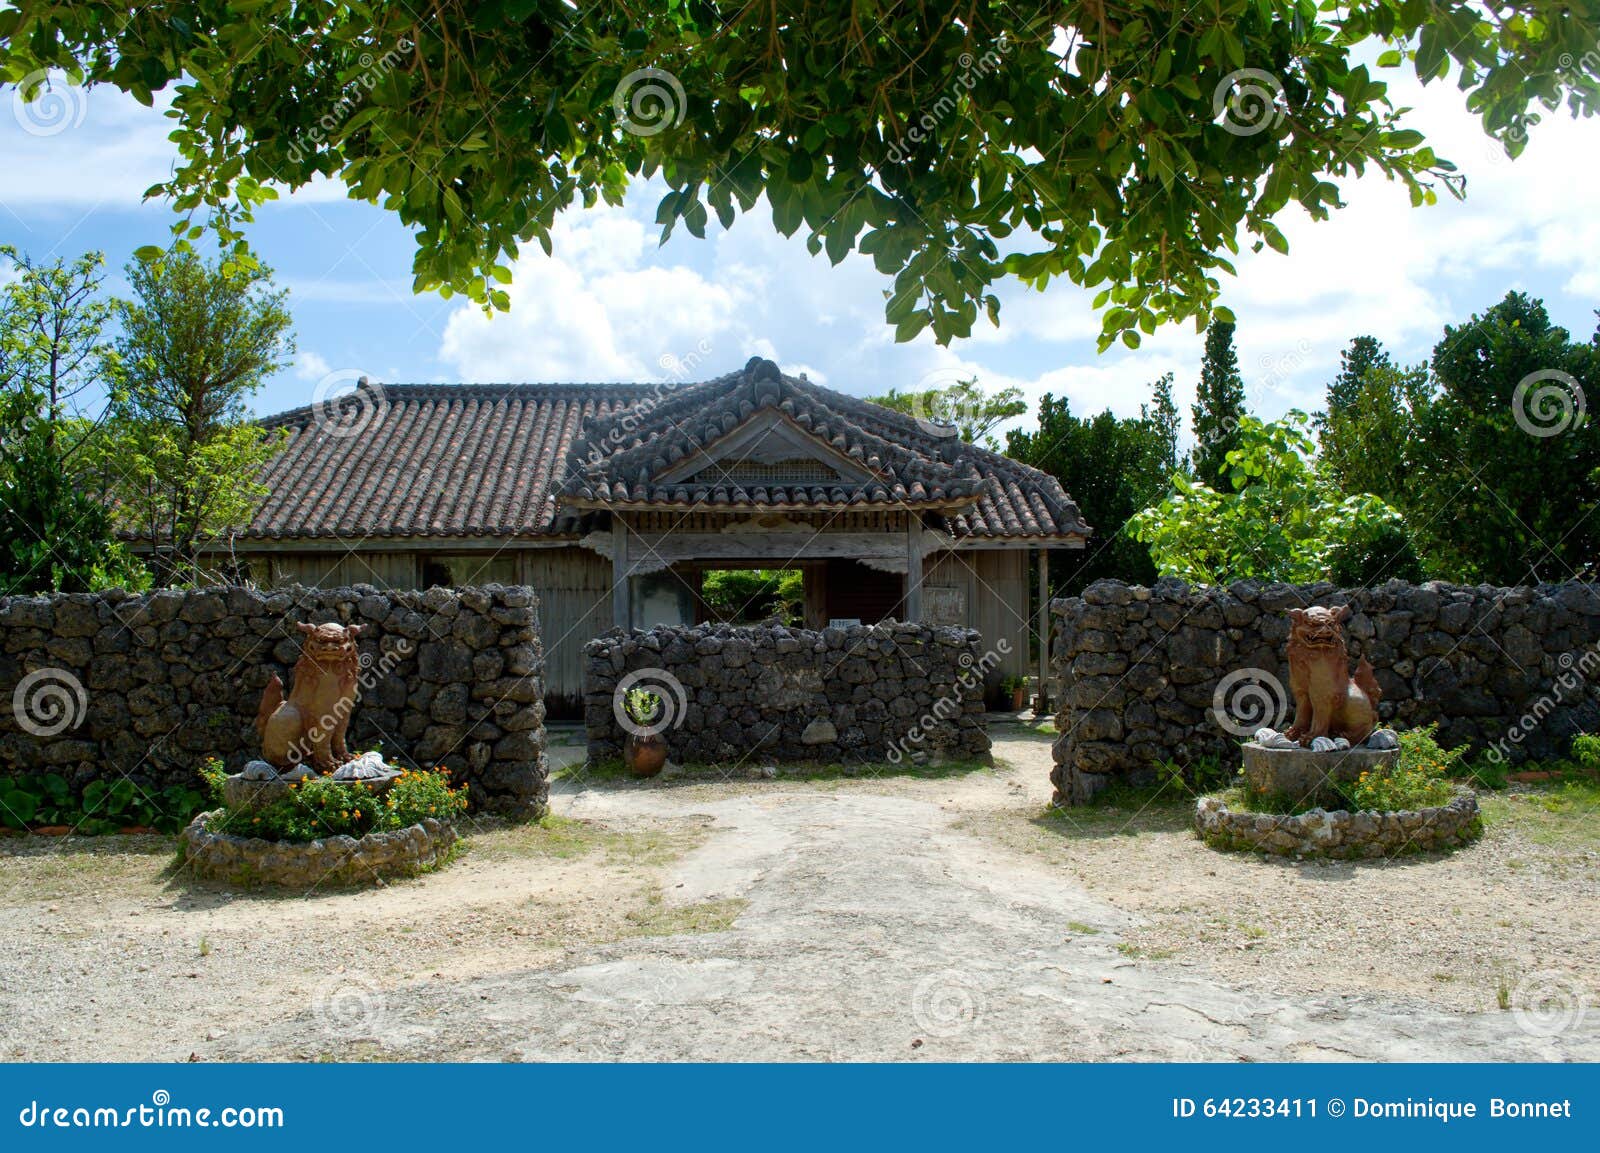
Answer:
[1000, 675, 1028, 711]
[622, 687, 669, 778]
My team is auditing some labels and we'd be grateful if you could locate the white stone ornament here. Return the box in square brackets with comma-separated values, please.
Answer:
[1365, 728, 1399, 750]
[333, 750, 399, 781]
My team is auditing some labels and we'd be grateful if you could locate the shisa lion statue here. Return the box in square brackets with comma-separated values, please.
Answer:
[255, 621, 364, 772]
[1282, 605, 1381, 747]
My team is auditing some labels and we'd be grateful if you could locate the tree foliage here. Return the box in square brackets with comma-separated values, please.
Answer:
[3, 2, 1595, 348]
[1130, 411, 1407, 584]
[1190, 319, 1248, 487]
[867, 378, 1025, 449]
[1324, 334, 1394, 412]
[699, 568, 804, 624]
[0, 249, 146, 593]
[96, 253, 294, 584]
[1007, 375, 1180, 591]
[1402, 293, 1600, 584]
[1317, 355, 1432, 504]
[0, 394, 147, 594]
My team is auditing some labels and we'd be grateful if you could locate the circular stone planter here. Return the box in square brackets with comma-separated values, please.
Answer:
[179, 810, 457, 888]
[1194, 789, 1482, 859]
[1241, 742, 1398, 809]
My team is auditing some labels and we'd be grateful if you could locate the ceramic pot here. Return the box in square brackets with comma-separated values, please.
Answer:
[624, 732, 668, 778]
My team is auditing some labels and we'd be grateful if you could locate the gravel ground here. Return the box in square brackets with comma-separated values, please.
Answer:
[0, 727, 1593, 1061]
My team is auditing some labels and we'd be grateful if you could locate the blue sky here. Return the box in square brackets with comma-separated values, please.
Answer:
[3, 60, 1597, 441]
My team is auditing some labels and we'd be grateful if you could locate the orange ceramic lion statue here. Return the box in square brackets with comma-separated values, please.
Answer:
[255, 622, 364, 771]
[1283, 605, 1381, 747]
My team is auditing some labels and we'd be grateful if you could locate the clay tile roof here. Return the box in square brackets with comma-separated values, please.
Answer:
[242, 363, 1090, 543]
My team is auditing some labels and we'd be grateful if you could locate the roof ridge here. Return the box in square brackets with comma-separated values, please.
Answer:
[240, 363, 1090, 541]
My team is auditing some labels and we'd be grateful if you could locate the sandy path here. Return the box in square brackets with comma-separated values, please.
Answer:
[2, 729, 1594, 1061]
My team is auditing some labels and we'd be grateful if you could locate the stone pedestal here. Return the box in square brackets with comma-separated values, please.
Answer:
[1241, 742, 1399, 809]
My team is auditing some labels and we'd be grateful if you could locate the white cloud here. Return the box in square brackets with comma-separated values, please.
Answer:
[439, 203, 771, 381]
[294, 350, 331, 382]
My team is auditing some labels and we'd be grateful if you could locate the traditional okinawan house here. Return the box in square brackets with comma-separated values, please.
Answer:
[229, 357, 1091, 716]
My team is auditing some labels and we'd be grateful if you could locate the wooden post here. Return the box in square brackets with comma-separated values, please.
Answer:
[611, 516, 631, 629]
[1035, 547, 1050, 716]
[904, 515, 923, 622]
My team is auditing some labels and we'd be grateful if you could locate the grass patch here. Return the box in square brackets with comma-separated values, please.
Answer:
[0, 834, 175, 904]
[1065, 921, 1100, 935]
[1037, 783, 1193, 837]
[1115, 941, 1176, 960]
[468, 813, 705, 868]
[1480, 780, 1600, 849]
[622, 894, 748, 938]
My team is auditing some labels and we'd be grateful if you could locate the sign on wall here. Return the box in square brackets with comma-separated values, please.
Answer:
[926, 586, 966, 626]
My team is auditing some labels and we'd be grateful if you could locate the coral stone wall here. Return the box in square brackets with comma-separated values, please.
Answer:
[0, 585, 547, 817]
[583, 621, 994, 765]
[1051, 578, 1600, 804]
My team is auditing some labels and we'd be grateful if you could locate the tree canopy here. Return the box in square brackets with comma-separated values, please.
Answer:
[1129, 411, 1407, 584]
[97, 253, 295, 583]
[1007, 375, 1179, 592]
[867, 378, 1025, 449]
[3, 2, 1595, 348]
[1190, 319, 1247, 486]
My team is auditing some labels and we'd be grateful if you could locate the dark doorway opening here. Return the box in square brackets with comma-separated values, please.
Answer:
[823, 559, 904, 624]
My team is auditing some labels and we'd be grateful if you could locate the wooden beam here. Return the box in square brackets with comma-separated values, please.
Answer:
[1035, 547, 1050, 716]
[611, 517, 631, 629]
[904, 515, 924, 622]
[622, 531, 919, 567]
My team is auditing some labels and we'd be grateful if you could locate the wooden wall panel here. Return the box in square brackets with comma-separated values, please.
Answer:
[259, 552, 418, 589]
[924, 549, 1031, 691]
[520, 549, 613, 715]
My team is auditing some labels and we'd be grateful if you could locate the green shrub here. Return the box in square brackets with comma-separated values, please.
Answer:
[1157, 756, 1235, 796]
[208, 767, 468, 843]
[0, 772, 205, 834]
[1338, 726, 1459, 811]
[1569, 733, 1600, 778]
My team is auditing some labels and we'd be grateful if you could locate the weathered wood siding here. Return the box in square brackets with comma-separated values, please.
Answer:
[520, 549, 613, 716]
[925, 549, 1032, 690]
[259, 552, 419, 589]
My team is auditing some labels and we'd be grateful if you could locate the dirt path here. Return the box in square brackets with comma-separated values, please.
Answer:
[1, 729, 1594, 1061]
